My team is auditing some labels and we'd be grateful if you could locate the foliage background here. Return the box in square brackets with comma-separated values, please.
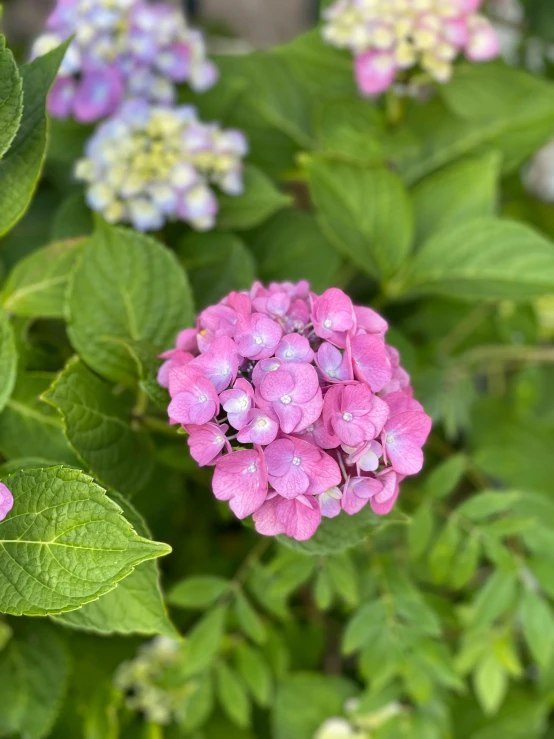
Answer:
[2, 1, 554, 737]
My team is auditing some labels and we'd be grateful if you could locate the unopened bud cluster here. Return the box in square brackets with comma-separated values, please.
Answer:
[75, 101, 247, 231]
[322, 0, 500, 95]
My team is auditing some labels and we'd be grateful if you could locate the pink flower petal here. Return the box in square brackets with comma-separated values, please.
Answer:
[351, 334, 392, 392]
[383, 411, 432, 475]
[276, 494, 322, 541]
[187, 423, 228, 466]
[371, 469, 399, 515]
[213, 448, 268, 518]
[0, 483, 14, 521]
[354, 50, 397, 97]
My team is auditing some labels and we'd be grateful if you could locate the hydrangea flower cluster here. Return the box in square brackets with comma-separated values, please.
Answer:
[114, 637, 184, 725]
[32, 0, 218, 123]
[322, 0, 500, 96]
[160, 281, 431, 542]
[75, 100, 247, 231]
[0, 483, 13, 522]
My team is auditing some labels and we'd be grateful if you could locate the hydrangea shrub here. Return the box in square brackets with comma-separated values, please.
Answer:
[1, 0, 554, 737]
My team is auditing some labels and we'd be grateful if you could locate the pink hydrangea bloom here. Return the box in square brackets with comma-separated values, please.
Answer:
[161, 281, 430, 541]
[322, 0, 500, 95]
[0, 483, 13, 521]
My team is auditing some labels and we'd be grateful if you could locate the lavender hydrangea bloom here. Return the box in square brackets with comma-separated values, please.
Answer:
[75, 101, 248, 231]
[32, 0, 219, 123]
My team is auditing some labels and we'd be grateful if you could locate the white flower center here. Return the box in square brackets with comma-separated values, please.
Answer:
[323, 318, 333, 329]
[342, 412, 353, 422]
[305, 424, 315, 433]
[292, 456, 301, 466]
[268, 362, 280, 371]
[256, 417, 268, 428]
[198, 394, 207, 403]
[285, 350, 293, 358]
[247, 463, 257, 473]
[239, 397, 248, 410]
[386, 432, 395, 445]
[255, 336, 264, 345]
[280, 394, 292, 405]
[215, 436, 224, 444]
[328, 369, 336, 378]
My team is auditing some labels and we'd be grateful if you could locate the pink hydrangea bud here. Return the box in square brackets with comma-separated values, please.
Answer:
[161, 281, 431, 541]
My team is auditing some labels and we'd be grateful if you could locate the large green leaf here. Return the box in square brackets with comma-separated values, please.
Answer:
[0, 35, 23, 159]
[395, 65, 554, 184]
[0, 307, 17, 413]
[0, 371, 78, 463]
[0, 466, 170, 616]
[307, 157, 414, 279]
[0, 621, 70, 739]
[246, 209, 341, 292]
[216, 165, 291, 231]
[411, 153, 501, 246]
[67, 220, 194, 386]
[2, 239, 83, 319]
[277, 508, 406, 556]
[402, 218, 554, 301]
[179, 231, 257, 310]
[0, 41, 69, 236]
[53, 493, 177, 638]
[43, 357, 155, 495]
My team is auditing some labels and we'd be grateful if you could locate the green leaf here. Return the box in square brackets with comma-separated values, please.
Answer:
[471, 571, 518, 628]
[411, 153, 500, 246]
[2, 239, 84, 318]
[273, 29, 356, 96]
[234, 591, 267, 645]
[0, 36, 23, 159]
[235, 642, 272, 707]
[0, 307, 17, 413]
[168, 576, 231, 610]
[314, 97, 385, 163]
[342, 600, 385, 655]
[216, 164, 291, 231]
[0, 621, 70, 739]
[473, 654, 508, 716]
[182, 605, 228, 678]
[179, 230, 256, 310]
[0, 466, 170, 616]
[53, 493, 177, 638]
[43, 357, 154, 495]
[67, 220, 194, 386]
[278, 507, 405, 556]
[423, 454, 467, 500]
[403, 218, 554, 302]
[313, 567, 333, 611]
[428, 518, 462, 584]
[408, 502, 434, 560]
[0, 41, 69, 236]
[326, 552, 359, 607]
[450, 534, 481, 590]
[247, 209, 341, 292]
[51, 193, 93, 241]
[520, 589, 554, 668]
[273, 673, 356, 739]
[215, 661, 251, 729]
[396, 65, 554, 184]
[0, 371, 78, 464]
[308, 158, 413, 279]
[178, 672, 214, 732]
[458, 491, 521, 521]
